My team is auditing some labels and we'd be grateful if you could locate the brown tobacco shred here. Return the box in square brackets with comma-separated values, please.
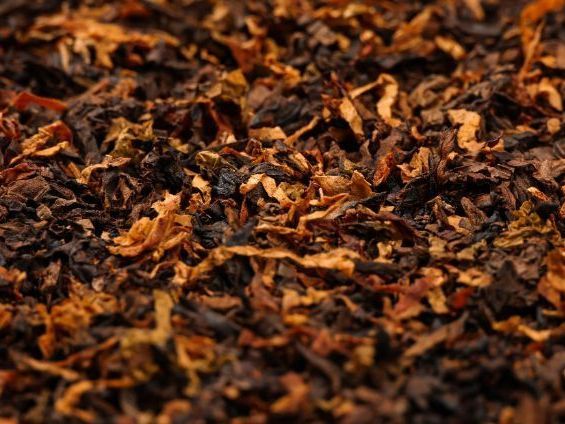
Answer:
[0, 1, 564, 423]
[12, 92, 67, 113]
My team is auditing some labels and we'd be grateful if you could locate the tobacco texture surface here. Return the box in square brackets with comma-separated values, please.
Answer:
[0, 0, 564, 423]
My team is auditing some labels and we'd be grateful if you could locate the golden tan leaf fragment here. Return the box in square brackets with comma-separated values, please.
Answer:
[173, 246, 360, 285]
[248, 126, 287, 141]
[414, 268, 448, 314]
[193, 294, 242, 311]
[519, 21, 544, 81]
[349, 171, 373, 199]
[527, 186, 551, 203]
[285, 116, 320, 146]
[463, 0, 485, 20]
[175, 334, 226, 396]
[541, 248, 565, 291]
[78, 156, 131, 184]
[36, 281, 118, 357]
[376, 74, 401, 127]
[349, 73, 401, 127]
[109, 193, 191, 258]
[282, 287, 334, 314]
[373, 151, 396, 187]
[520, 0, 564, 52]
[122, 290, 174, 349]
[240, 173, 294, 207]
[271, 373, 311, 414]
[345, 343, 375, 373]
[390, 280, 429, 321]
[0, 305, 12, 331]
[397, 147, 431, 183]
[434, 36, 466, 60]
[313, 171, 372, 199]
[339, 97, 364, 137]
[27, 12, 179, 68]
[547, 118, 561, 134]
[15, 353, 80, 381]
[238, 329, 289, 349]
[457, 267, 492, 287]
[392, 7, 434, 46]
[519, 0, 564, 78]
[448, 109, 483, 152]
[538, 248, 565, 310]
[195, 151, 223, 171]
[103, 117, 154, 158]
[297, 196, 351, 230]
[207, 69, 249, 109]
[427, 287, 449, 314]
[55, 380, 96, 423]
[493, 201, 559, 248]
[55, 378, 134, 423]
[10, 120, 73, 165]
[405, 314, 466, 357]
[527, 78, 563, 111]
[312, 175, 351, 196]
[0, 266, 26, 287]
[492, 316, 552, 342]
[37, 304, 56, 358]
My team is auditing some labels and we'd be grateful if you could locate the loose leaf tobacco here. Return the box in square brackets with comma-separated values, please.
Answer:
[0, 1, 564, 423]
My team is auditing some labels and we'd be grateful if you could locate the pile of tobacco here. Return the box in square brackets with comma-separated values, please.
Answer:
[1, 0, 565, 422]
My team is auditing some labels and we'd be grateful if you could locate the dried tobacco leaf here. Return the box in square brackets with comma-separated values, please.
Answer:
[0, 1, 564, 423]
[109, 193, 191, 258]
[447, 109, 483, 152]
[339, 97, 364, 138]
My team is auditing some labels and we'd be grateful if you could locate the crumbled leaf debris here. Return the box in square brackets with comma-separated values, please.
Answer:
[0, 1, 564, 423]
